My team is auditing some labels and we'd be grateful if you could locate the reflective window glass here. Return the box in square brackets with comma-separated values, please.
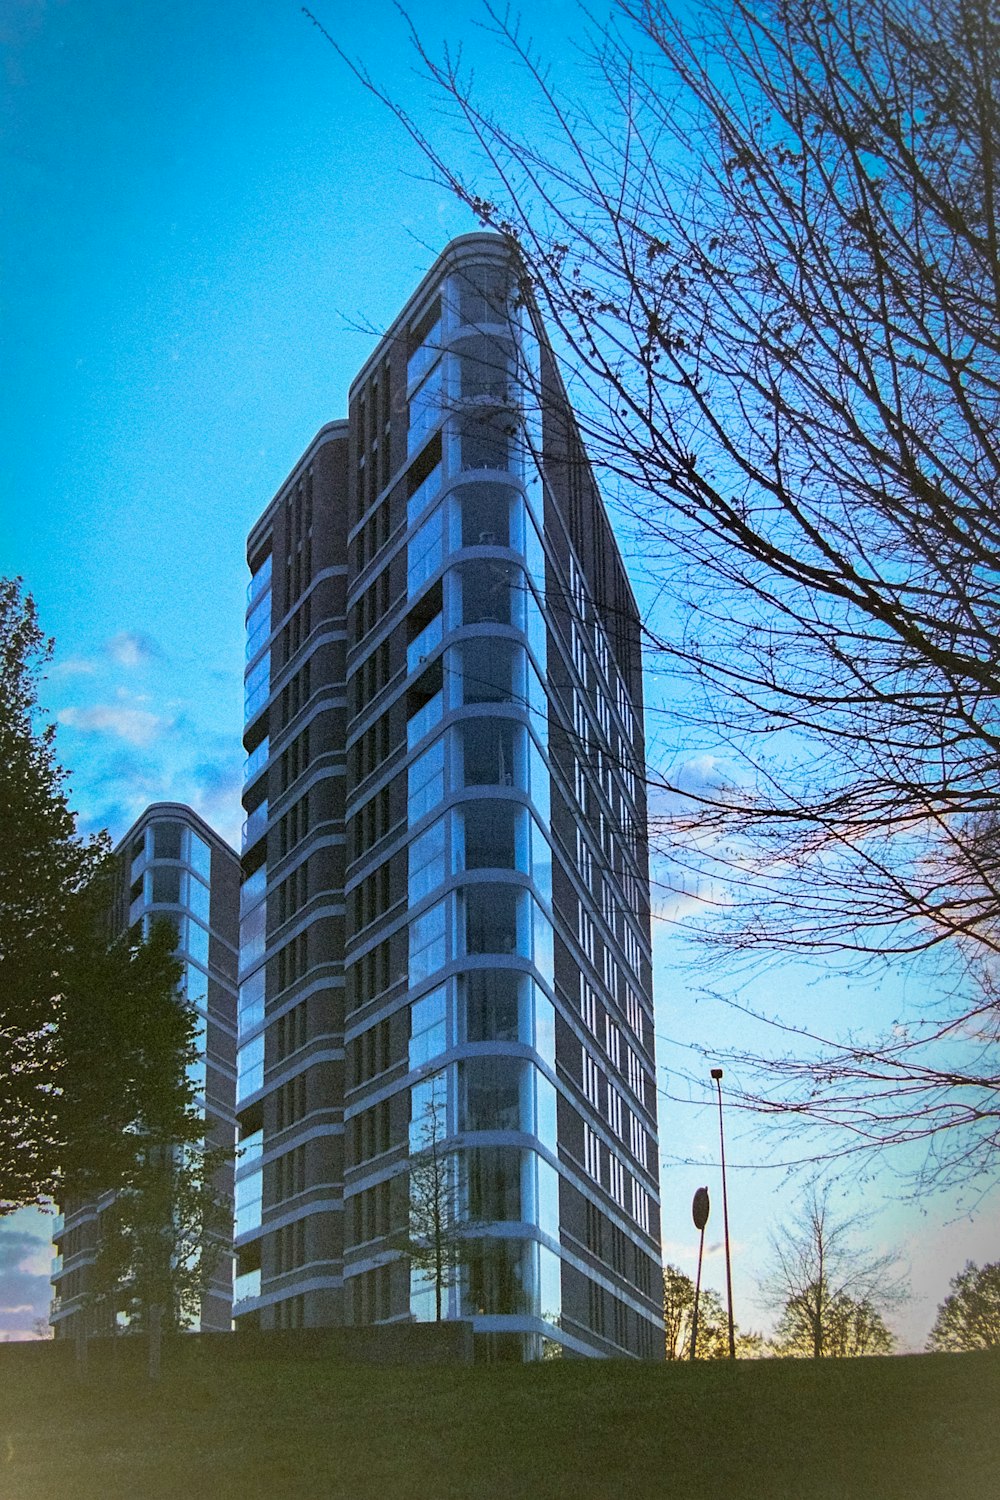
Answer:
[183, 962, 208, 1007]
[459, 560, 521, 628]
[410, 1068, 449, 1151]
[464, 1238, 530, 1317]
[409, 818, 447, 905]
[240, 864, 267, 915]
[461, 718, 519, 787]
[186, 917, 210, 969]
[248, 552, 272, 604]
[457, 483, 514, 549]
[538, 1242, 562, 1322]
[152, 821, 184, 860]
[408, 737, 446, 825]
[535, 1068, 558, 1147]
[461, 1056, 526, 1133]
[408, 359, 444, 457]
[533, 988, 556, 1068]
[188, 874, 210, 925]
[458, 408, 518, 474]
[244, 653, 270, 721]
[535, 1154, 560, 1241]
[457, 334, 513, 402]
[151, 866, 182, 905]
[457, 263, 510, 327]
[237, 1033, 265, 1102]
[238, 968, 265, 1033]
[240, 900, 266, 967]
[409, 899, 447, 985]
[407, 315, 442, 388]
[464, 884, 521, 956]
[460, 638, 522, 705]
[408, 504, 444, 596]
[462, 969, 521, 1044]
[460, 802, 520, 871]
[407, 461, 442, 527]
[234, 1164, 263, 1236]
[189, 833, 212, 881]
[246, 591, 271, 661]
[466, 1146, 522, 1222]
[409, 984, 448, 1069]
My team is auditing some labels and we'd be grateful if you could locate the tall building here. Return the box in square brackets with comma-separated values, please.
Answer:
[235, 233, 662, 1358]
[50, 802, 239, 1337]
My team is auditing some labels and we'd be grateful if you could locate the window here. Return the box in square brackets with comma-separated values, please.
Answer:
[458, 407, 518, 474]
[410, 985, 447, 1069]
[409, 899, 447, 985]
[461, 801, 519, 871]
[244, 653, 270, 722]
[582, 1048, 601, 1108]
[461, 1056, 524, 1132]
[459, 637, 521, 705]
[461, 717, 518, 787]
[409, 818, 446, 903]
[408, 736, 445, 824]
[608, 1151, 625, 1208]
[457, 333, 514, 401]
[623, 922, 642, 978]
[408, 505, 444, 595]
[578, 907, 595, 965]
[603, 948, 619, 1004]
[463, 969, 520, 1044]
[625, 985, 644, 1044]
[465, 884, 520, 956]
[605, 1016, 621, 1071]
[627, 1046, 645, 1105]
[607, 1085, 623, 1139]
[457, 482, 513, 549]
[579, 976, 597, 1034]
[629, 1111, 648, 1169]
[457, 262, 509, 326]
[631, 1176, 650, 1234]
[571, 625, 588, 685]
[584, 1123, 602, 1184]
[576, 826, 593, 890]
[408, 358, 444, 457]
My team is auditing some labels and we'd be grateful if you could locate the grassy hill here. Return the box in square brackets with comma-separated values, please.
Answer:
[1, 1344, 997, 1499]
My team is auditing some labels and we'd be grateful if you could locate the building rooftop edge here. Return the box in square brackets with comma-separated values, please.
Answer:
[112, 801, 240, 862]
[247, 419, 350, 559]
[347, 231, 508, 400]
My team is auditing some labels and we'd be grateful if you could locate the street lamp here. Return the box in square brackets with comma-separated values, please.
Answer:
[690, 1186, 710, 1360]
[711, 1067, 736, 1359]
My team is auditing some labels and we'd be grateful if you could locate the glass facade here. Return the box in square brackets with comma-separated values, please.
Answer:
[397, 260, 563, 1343]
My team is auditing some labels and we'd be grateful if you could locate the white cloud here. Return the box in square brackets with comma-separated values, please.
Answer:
[49, 656, 97, 678]
[105, 630, 161, 668]
[57, 704, 171, 747]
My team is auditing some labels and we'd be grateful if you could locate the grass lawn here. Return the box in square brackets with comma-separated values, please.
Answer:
[1, 1345, 996, 1499]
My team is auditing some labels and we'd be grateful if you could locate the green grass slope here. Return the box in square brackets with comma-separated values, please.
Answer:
[1, 1347, 997, 1500]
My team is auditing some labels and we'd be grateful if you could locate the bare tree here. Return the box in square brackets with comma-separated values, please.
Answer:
[927, 1260, 1000, 1351]
[317, 0, 1000, 1188]
[764, 1188, 905, 1357]
[395, 1077, 469, 1321]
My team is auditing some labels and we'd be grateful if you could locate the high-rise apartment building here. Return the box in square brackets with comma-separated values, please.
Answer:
[235, 233, 662, 1358]
[51, 802, 239, 1337]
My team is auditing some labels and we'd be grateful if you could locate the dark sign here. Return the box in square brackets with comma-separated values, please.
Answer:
[692, 1186, 710, 1230]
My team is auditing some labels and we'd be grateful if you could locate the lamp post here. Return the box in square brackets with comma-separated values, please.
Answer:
[690, 1186, 710, 1360]
[711, 1067, 736, 1359]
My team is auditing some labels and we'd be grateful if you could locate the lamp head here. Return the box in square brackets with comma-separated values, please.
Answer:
[710, 1067, 723, 1081]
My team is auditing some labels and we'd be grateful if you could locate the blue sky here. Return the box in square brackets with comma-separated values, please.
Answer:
[2, 0, 995, 1345]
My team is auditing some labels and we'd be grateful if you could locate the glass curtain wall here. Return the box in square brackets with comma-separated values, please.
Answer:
[403, 258, 560, 1350]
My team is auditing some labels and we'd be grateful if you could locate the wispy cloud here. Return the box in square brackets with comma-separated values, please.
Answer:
[57, 703, 171, 747]
[49, 655, 97, 678]
[105, 630, 162, 668]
